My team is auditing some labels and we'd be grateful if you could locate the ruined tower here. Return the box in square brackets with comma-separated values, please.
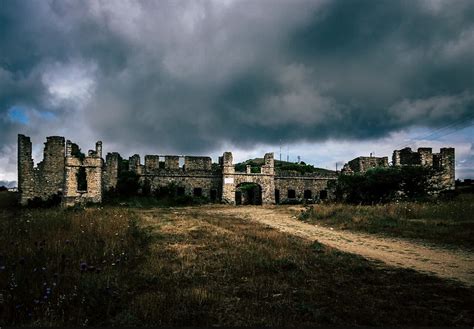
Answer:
[17, 134, 103, 206]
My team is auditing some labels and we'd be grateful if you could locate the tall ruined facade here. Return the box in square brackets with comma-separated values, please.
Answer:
[17, 134, 455, 206]
[392, 147, 455, 191]
[18, 134, 103, 206]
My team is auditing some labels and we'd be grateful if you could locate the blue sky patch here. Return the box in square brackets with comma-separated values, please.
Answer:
[7, 106, 29, 125]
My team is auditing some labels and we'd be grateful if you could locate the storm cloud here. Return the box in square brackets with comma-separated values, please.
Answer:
[1, 0, 474, 179]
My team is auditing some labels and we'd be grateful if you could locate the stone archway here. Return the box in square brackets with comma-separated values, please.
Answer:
[235, 183, 262, 205]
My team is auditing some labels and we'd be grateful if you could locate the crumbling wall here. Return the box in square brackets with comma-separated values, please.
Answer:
[117, 153, 221, 200]
[347, 156, 388, 173]
[392, 147, 422, 166]
[104, 152, 122, 191]
[184, 156, 212, 171]
[63, 140, 103, 206]
[147, 175, 222, 200]
[221, 152, 275, 204]
[19, 133, 456, 207]
[144, 155, 160, 173]
[129, 154, 144, 175]
[432, 148, 455, 191]
[274, 177, 336, 203]
[17, 135, 65, 205]
[165, 156, 180, 170]
[392, 147, 455, 192]
[18, 135, 35, 205]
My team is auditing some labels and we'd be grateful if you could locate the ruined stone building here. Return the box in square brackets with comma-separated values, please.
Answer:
[17, 134, 455, 206]
[18, 135, 103, 206]
[17, 134, 337, 206]
[342, 147, 455, 192]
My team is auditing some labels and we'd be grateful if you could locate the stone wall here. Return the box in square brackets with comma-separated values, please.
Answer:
[184, 156, 212, 171]
[220, 152, 276, 204]
[125, 153, 222, 200]
[347, 156, 389, 173]
[18, 134, 103, 206]
[17, 134, 35, 205]
[17, 135, 65, 205]
[63, 140, 103, 206]
[104, 152, 122, 191]
[274, 176, 336, 203]
[392, 147, 455, 192]
[18, 134, 456, 206]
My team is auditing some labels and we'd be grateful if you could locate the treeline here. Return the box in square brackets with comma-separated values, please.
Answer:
[335, 166, 437, 204]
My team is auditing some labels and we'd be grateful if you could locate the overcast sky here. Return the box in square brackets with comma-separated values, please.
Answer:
[1, 0, 474, 185]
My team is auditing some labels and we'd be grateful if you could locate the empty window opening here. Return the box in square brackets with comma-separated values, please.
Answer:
[304, 190, 312, 199]
[177, 186, 185, 196]
[159, 156, 165, 169]
[288, 189, 296, 199]
[76, 167, 87, 192]
[193, 187, 202, 197]
[320, 190, 328, 200]
[210, 189, 217, 201]
[275, 189, 280, 204]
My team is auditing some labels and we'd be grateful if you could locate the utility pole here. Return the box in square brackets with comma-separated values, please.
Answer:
[279, 139, 282, 162]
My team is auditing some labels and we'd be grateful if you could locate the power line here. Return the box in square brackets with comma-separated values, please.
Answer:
[393, 113, 474, 150]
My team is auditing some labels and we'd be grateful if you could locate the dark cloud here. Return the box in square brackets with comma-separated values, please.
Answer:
[1, 0, 473, 171]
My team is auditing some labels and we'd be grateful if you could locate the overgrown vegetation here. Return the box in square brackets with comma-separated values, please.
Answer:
[104, 172, 209, 208]
[0, 201, 152, 326]
[234, 158, 335, 175]
[1, 191, 473, 326]
[335, 166, 434, 204]
[303, 194, 474, 250]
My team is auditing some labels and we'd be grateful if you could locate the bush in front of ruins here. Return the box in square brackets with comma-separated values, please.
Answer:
[335, 166, 433, 204]
[116, 170, 140, 197]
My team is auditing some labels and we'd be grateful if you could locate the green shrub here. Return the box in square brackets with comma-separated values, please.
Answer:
[336, 166, 433, 204]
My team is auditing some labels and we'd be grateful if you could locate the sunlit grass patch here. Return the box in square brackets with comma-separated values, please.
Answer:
[305, 194, 474, 249]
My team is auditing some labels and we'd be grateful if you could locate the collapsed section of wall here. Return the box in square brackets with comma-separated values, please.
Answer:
[347, 156, 389, 173]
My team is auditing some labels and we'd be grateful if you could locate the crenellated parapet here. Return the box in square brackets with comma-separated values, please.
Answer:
[18, 134, 456, 207]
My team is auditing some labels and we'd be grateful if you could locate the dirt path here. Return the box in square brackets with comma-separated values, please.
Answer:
[199, 205, 474, 286]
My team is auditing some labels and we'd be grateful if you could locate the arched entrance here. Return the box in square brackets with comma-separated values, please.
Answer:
[235, 183, 262, 205]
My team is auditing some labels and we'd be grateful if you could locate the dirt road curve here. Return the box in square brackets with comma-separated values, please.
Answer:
[202, 206, 474, 286]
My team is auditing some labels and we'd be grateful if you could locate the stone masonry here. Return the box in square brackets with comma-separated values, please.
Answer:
[18, 135, 103, 206]
[342, 147, 455, 192]
[17, 134, 456, 206]
[392, 147, 455, 191]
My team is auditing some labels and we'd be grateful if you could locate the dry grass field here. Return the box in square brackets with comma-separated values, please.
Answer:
[1, 191, 473, 326]
[304, 194, 474, 250]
